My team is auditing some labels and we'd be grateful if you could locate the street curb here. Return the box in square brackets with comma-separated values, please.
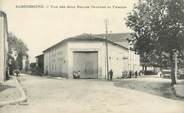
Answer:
[0, 76, 27, 107]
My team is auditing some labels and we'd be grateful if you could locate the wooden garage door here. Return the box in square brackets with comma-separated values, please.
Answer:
[73, 51, 98, 79]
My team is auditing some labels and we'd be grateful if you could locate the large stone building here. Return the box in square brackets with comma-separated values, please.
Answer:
[42, 33, 140, 79]
[0, 11, 8, 82]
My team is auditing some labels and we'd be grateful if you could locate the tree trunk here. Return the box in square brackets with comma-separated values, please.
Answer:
[145, 66, 147, 72]
[142, 65, 144, 72]
[170, 52, 176, 86]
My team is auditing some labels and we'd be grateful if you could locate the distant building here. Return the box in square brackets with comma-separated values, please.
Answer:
[43, 33, 140, 78]
[0, 11, 8, 82]
[35, 54, 44, 74]
[30, 62, 36, 69]
[22, 55, 30, 71]
[30, 62, 36, 75]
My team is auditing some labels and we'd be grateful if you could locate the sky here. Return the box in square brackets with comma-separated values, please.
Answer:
[0, 0, 137, 62]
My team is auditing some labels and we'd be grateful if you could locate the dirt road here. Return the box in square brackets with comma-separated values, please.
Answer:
[0, 74, 184, 113]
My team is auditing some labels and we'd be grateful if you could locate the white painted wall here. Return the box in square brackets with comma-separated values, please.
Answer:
[0, 14, 8, 82]
[44, 42, 68, 77]
[22, 56, 29, 71]
[128, 50, 141, 72]
[43, 40, 141, 79]
[107, 43, 129, 78]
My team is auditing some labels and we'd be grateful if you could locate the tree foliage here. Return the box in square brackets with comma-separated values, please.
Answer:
[8, 32, 28, 70]
[126, 0, 184, 85]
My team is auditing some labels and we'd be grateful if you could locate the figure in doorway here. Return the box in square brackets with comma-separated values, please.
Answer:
[109, 69, 113, 81]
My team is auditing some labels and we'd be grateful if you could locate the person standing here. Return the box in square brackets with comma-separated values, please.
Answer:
[109, 69, 113, 81]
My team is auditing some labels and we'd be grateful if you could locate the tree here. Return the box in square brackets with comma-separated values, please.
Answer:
[126, 0, 184, 86]
[8, 32, 29, 70]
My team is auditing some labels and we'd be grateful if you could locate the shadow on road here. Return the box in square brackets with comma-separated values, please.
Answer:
[113, 78, 184, 101]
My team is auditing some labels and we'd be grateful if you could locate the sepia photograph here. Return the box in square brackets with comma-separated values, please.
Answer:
[0, 0, 184, 113]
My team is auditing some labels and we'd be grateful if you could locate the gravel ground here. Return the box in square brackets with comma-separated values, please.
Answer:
[114, 77, 184, 100]
[0, 74, 184, 113]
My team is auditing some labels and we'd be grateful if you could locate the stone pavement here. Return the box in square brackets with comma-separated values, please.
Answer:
[0, 76, 26, 106]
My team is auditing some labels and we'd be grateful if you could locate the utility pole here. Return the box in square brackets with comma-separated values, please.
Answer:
[105, 19, 109, 80]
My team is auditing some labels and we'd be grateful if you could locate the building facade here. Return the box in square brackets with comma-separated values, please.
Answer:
[0, 11, 8, 82]
[43, 34, 140, 79]
[35, 54, 44, 74]
[22, 55, 30, 72]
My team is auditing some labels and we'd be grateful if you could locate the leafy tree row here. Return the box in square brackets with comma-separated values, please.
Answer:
[126, 0, 184, 85]
[8, 32, 28, 71]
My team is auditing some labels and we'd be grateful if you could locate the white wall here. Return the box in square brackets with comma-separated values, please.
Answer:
[44, 40, 141, 79]
[107, 44, 141, 78]
[0, 14, 8, 82]
[107, 43, 129, 78]
[22, 56, 28, 70]
[128, 50, 141, 72]
[67, 41, 139, 79]
[44, 42, 68, 77]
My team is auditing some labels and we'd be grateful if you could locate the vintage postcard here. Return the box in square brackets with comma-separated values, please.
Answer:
[0, 0, 184, 113]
